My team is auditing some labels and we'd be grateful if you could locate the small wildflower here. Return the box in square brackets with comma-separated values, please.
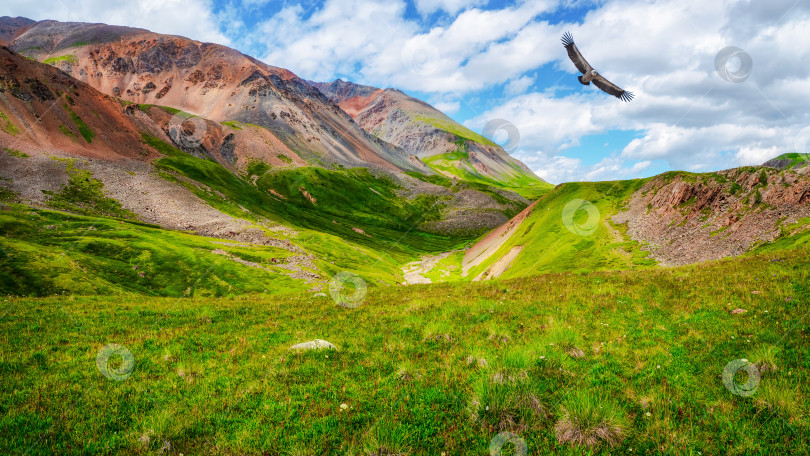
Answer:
[340, 403, 348, 411]
[645, 412, 651, 417]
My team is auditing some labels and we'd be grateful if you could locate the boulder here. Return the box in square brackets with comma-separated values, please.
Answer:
[288, 339, 338, 351]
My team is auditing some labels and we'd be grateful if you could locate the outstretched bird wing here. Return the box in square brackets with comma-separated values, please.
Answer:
[592, 74, 634, 102]
[561, 32, 593, 75]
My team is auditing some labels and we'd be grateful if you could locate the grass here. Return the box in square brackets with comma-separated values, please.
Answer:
[0, 247, 807, 454]
[403, 171, 524, 210]
[221, 120, 243, 130]
[66, 107, 94, 144]
[138, 105, 185, 116]
[466, 179, 656, 280]
[0, 111, 20, 136]
[412, 114, 498, 148]
[422, 148, 552, 201]
[767, 153, 809, 169]
[245, 160, 271, 178]
[43, 55, 78, 66]
[0, 177, 19, 202]
[0, 204, 314, 297]
[405, 116, 551, 200]
[3, 147, 29, 158]
[41, 159, 136, 220]
[58, 124, 77, 140]
[142, 133, 479, 252]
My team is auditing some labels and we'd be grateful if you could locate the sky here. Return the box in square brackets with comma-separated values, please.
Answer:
[2, 0, 810, 183]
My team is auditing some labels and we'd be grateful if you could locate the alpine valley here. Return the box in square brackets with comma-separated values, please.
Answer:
[0, 15, 808, 456]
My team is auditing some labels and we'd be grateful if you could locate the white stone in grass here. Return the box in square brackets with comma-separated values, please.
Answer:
[288, 339, 338, 351]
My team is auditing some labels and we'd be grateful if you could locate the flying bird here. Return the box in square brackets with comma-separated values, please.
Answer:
[561, 32, 634, 102]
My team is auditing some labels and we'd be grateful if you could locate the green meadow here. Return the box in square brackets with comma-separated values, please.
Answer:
[1, 247, 808, 455]
[2, 123, 809, 455]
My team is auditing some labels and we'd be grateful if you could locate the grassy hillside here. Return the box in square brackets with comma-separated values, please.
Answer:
[412, 115, 498, 148]
[766, 153, 809, 169]
[143, 134, 472, 254]
[0, 203, 403, 296]
[422, 141, 553, 201]
[1, 248, 807, 455]
[465, 179, 656, 281]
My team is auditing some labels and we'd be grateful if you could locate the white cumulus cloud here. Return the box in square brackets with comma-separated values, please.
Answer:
[0, 0, 231, 45]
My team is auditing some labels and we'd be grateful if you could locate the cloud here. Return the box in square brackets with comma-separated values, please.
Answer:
[413, 0, 489, 16]
[431, 100, 461, 114]
[465, 0, 810, 181]
[260, 0, 417, 82]
[505, 75, 535, 96]
[257, 0, 559, 92]
[0, 0, 230, 45]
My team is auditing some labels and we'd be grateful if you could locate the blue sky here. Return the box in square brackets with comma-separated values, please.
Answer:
[3, 0, 810, 183]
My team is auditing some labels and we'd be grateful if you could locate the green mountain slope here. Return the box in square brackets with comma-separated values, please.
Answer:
[463, 179, 655, 281]
[461, 166, 810, 282]
[763, 153, 810, 169]
[0, 203, 405, 297]
[422, 139, 553, 200]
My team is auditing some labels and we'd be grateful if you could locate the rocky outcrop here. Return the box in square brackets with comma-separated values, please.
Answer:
[613, 168, 810, 265]
[762, 158, 793, 170]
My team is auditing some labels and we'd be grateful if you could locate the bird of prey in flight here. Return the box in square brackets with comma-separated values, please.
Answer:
[562, 32, 634, 102]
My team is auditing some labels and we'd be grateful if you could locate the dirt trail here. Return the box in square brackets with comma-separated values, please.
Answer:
[473, 245, 523, 281]
[401, 251, 456, 285]
[462, 200, 538, 276]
